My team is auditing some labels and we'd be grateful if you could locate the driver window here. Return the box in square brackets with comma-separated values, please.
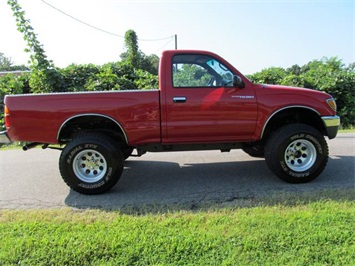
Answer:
[172, 54, 234, 88]
[173, 63, 214, 87]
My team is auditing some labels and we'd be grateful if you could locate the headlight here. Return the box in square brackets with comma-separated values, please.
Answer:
[326, 98, 337, 112]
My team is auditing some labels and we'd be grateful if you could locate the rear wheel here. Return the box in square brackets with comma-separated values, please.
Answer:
[265, 124, 328, 183]
[59, 133, 124, 194]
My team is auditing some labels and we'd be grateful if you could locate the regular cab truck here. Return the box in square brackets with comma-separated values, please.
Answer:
[0, 50, 340, 194]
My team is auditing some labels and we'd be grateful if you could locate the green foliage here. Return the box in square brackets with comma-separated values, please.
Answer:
[135, 68, 159, 90]
[173, 64, 212, 87]
[59, 62, 158, 92]
[0, 52, 13, 71]
[248, 57, 355, 127]
[0, 201, 354, 265]
[85, 62, 137, 91]
[28, 68, 60, 94]
[0, 73, 29, 98]
[120, 29, 159, 75]
[248, 67, 288, 85]
[57, 64, 100, 92]
[0, 52, 29, 71]
[279, 74, 305, 87]
[0, 51, 30, 129]
[121, 30, 140, 69]
[0, 61, 158, 96]
[7, 0, 57, 93]
[140, 53, 160, 75]
[0, 73, 30, 128]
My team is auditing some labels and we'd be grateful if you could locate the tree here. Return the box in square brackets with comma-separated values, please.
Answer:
[0, 52, 28, 71]
[0, 53, 13, 71]
[140, 54, 159, 75]
[286, 64, 302, 76]
[346, 62, 355, 72]
[120, 30, 159, 75]
[120, 30, 140, 69]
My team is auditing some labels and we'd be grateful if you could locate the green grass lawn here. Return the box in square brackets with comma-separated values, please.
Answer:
[1, 200, 354, 266]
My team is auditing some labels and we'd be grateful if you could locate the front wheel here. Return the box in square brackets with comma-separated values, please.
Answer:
[59, 133, 124, 194]
[265, 124, 329, 183]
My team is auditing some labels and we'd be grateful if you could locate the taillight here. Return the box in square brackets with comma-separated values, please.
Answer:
[4, 105, 10, 128]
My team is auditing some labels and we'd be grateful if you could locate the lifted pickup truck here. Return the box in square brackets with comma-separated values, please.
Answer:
[0, 50, 340, 194]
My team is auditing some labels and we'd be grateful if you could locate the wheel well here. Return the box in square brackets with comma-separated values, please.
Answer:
[262, 107, 326, 140]
[58, 115, 127, 144]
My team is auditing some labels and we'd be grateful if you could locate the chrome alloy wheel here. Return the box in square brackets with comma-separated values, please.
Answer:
[284, 139, 317, 172]
[72, 149, 107, 183]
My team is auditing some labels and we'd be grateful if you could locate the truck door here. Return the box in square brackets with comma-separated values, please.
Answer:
[163, 53, 257, 143]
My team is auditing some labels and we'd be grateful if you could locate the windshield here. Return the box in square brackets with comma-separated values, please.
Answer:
[206, 59, 233, 82]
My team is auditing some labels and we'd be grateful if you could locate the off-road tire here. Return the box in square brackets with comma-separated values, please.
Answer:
[59, 133, 124, 194]
[265, 124, 328, 183]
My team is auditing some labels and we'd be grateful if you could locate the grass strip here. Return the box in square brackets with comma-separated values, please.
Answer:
[0, 200, 354, 265]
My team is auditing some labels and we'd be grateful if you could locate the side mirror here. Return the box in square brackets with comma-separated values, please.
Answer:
[233, 75, 245, 88]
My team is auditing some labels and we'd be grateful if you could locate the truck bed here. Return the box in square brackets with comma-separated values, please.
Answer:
[5, 90, 161, 145]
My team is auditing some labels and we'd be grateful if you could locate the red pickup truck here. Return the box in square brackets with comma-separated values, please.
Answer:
[0, 50, 340, 194]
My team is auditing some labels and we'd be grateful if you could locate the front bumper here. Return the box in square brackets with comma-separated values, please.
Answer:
[0, 130, 11, 144]
[321, 115, 340, 139]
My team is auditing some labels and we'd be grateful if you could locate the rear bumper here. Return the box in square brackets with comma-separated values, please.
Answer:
[0, 130, 11, 144]
[321, 115, 340, 139]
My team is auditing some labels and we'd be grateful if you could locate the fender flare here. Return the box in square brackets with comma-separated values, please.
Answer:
[260, 105, 321, 138]
[57, 113, 128, 143]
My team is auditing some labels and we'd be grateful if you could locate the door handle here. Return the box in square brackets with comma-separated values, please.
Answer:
[173, 97, 187, 103]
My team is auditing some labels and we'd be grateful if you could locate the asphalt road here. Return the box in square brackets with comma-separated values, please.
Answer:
[0, 133, 354, 211]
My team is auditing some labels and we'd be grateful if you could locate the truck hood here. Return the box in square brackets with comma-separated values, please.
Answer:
[261, 84, 317, 92]
[256, 83, 331, 98]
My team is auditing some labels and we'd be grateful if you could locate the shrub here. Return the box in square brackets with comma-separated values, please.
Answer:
[85, 62, 138, 91]
[57, 64, 100, 92]
[0, 73, 30, 129]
